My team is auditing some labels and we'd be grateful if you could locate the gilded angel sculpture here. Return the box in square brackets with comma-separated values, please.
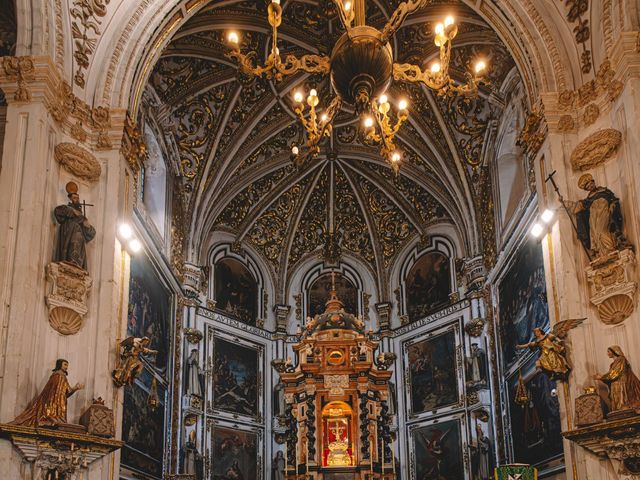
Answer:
[516, 318, 585, 380]
[112, 336, 158, 387]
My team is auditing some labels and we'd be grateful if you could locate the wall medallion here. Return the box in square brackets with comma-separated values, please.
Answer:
[54, 142, 101, 183]
[570, 128, 622, 171]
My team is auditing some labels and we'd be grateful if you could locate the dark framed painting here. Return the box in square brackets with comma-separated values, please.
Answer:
[214, 258, 258, 325]
[121, 369, 166, 479]
[405, 327, 460, 417]
[406, 251, 451, 322]
[208, 423, 261, 480]
[127, 254, 172, 375]
[498, 240, 550, 370]
[409, 416, 465, 480]
[308, 273, 358, 317]
[506, 363, 563, 466]
[210, 333, 262, 419]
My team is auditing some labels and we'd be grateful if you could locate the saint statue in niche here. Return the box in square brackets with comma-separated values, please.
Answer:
[185, 349, 203, 397]
[272, 450, 285, 480]
[53, 182, 96, 270]
[595, 345, 640, 413]
[11, 359, 84, 427]
[466, 343, 488, 387]
[182, 430, 203, 479]
[573, 173, 631, 259]
[471, 424, 492, 480]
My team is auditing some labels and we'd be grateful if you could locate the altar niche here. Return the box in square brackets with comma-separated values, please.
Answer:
[274, 277, 396, 479]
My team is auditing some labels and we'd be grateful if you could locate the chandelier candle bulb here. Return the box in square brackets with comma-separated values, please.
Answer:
[379, 94, 388, 104]
[294, 91, 304, 103]
[475, 60, 487, 74]
[391, 152, 401, 163]
[344, 1, 351, 11]
[321, 113, 328, 123]
[435, 23, 444, 35]
[364, 116, 374, 128]
[398, 99, 408, 111]
[227, 31, 239, 44]
[444, 16, 455, 27]
[291, 145, 299, 156]
[431, 62, 441, 74]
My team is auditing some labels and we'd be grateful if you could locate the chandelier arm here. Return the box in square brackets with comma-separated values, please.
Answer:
[281, 54, 331, 77]
[331, 0, 354, 32]
[393, 62, 448, 90]
[380, 0, 431, 43]
[318, 96, 342, 139]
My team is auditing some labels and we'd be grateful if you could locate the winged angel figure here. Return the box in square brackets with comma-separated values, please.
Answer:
[112, 336, 158, 387]
[516, 319, 586, 380]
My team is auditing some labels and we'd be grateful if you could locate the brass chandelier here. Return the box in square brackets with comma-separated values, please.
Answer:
[226, 0, 488, 173]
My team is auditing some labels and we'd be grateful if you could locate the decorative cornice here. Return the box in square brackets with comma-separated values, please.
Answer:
[0, 56, 126, 150]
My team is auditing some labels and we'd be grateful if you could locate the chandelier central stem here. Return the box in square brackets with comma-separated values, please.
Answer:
[354, 0, 365, 26]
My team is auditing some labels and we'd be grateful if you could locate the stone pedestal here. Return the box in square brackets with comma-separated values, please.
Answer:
[564, 416, 640, 478]
[0, 424, 123, 478]
[586, 249, 637, 325]
[45, 261, 93, 335]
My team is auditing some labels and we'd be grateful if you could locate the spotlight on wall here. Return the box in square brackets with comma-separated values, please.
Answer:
[540, 208, 555, 224]
[118, 222, 143, 254]
[118, 223, 133, 240]
[128, 239, 143, 253]
[530, 223, 544, 238]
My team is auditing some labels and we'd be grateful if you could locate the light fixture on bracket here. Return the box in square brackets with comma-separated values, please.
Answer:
[226, 0, 488, 171]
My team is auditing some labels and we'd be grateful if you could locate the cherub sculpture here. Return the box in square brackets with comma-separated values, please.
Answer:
[516, 318, 585, 380]
[112, 336, 158, 387]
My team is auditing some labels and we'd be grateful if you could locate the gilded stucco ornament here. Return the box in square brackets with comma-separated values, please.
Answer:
[2, 56, 34, 102]
[583, 103, 600, 126]
[516, 108, 547, 158]
[54, 143, 101, 182]
[70, 0, 111, 88]
[557, 114, 575, 132]
[570, 128, 622, 171]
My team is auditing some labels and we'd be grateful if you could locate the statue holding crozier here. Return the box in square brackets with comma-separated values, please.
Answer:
[10, 359, 84, 427]
[54, 182, 95, 270]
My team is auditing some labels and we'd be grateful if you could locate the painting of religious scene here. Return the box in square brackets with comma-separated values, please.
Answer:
[214, 258, 258, 325]
[128, 254, 171, 374]
[507, 365, 563, 466]
[407, 330, 459, 415]
[498, 240, 550, 369]
[121, 370, 166, 478]
[212, 337, 259, 417]
[411, 418, 464, 480]
[406, 251, 451, 322]
[210, 426, 258, 480]
[309, 273, 358, 317]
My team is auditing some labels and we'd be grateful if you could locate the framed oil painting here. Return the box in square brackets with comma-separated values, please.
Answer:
[208, 329, 263, 421]
[308, 273, 358, 317]
[409, 415, 466, 480]
[506, 362, 563, 467]
[406, 251, 451, 322]
[207, 421, 262, 480]
[214, 257, 258, 325]
[128, 254, 172, 376]
[121, 369, 166, 479]
[404, 324, 461, 418]
[497, 240, 550, 370]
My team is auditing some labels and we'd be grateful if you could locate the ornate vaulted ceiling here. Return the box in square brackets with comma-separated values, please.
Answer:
[143, 0, 521, 293]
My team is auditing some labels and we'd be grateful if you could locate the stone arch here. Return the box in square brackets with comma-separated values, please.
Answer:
[88, 0, 586, 112]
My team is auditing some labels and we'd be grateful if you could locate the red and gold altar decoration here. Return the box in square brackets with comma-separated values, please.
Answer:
[273, 276, 396, 479]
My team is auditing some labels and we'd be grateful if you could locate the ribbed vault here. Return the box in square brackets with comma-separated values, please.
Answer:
[143, 0, 523, 296]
